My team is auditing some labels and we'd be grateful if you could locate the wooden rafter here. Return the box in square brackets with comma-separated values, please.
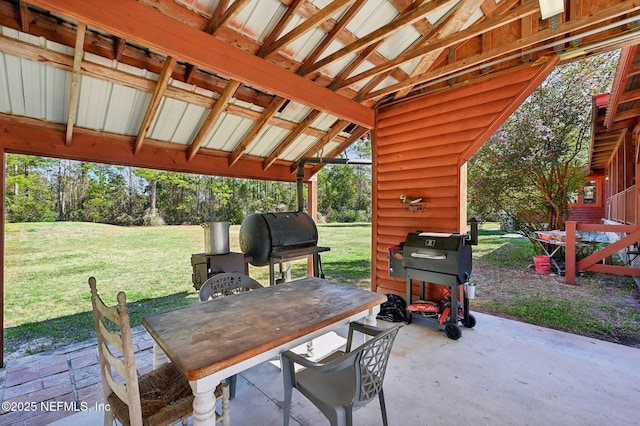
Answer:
[263, 109, 322, 170]
[187, 79, 241, 162]
[205, 0, 251, 34]
[605, 45, 639, 130]
[298, 0, 367, 72]
[301, 0, 451, 77]
[18, 0, 29, 32]
[393, 0, 485, 99]
[65, 22, 85, 146]
[292, 119, 351, 171]
[257, 0, 306, 58]
[363, 2, 640, 101]
[229, 96, 287, 167]
[114, 37, 126, 61]
[0, 33, 348, 148]
[338, 1, 540, 92]
[134, 55, 177, 154]
[27, 0, 375, 128]
[309, 126, 369, 176]
[259, 0, 356, 58]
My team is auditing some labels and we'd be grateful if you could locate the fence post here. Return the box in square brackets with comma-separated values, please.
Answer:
[565, 221, 577, 285]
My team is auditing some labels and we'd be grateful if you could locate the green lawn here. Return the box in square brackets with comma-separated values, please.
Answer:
[4, 221, 639, 356]
[3, 221, 371, 355]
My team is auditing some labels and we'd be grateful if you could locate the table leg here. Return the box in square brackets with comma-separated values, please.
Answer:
[151, 343, 168, 370]
[364, 306, 378, 327]
[190, 377, 229, 426]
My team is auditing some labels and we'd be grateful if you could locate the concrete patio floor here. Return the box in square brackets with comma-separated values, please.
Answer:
[1, 311, 638, 425]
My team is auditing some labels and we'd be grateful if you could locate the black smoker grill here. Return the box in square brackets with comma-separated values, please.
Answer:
[389, 224, 477, 340]
[239, 211, 329, 285]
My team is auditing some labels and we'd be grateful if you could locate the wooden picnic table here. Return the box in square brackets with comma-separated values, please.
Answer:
[142, 277, 386, 425]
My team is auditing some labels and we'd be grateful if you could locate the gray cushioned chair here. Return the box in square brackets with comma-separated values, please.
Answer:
[281, 321, 401, 426]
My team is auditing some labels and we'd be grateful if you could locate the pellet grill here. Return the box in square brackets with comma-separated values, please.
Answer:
[389, 222, 478, 340]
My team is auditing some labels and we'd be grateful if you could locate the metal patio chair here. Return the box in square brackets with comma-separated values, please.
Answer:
[281, 321, 401, 426]
[199, 272, 264, 399]
[89, 276, 229, 426]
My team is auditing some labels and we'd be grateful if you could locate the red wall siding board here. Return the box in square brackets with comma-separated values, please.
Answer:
[376, 67, 542, 122]
[372, 59, 558, 295]
[376, 178, 458, 191]
[376, 98, 521, 137]
[377, 163, 458, 179]
[376, 130, 480, 155]
[376, 126, 486, 147]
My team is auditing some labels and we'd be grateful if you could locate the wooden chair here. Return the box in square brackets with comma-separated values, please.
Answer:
[199, 272, 263, 399]
[281, 321, 401, 426]
[89, 277, 229, 426]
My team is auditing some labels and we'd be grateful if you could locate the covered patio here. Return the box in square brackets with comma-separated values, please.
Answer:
[2, 1, 640, 425]
[1, 312, 637, 425]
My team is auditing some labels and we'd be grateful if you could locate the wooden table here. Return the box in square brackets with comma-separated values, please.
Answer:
[142, 277, 387, 425]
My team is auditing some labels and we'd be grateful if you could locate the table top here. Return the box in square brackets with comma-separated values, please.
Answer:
[142, 277, 386, 381]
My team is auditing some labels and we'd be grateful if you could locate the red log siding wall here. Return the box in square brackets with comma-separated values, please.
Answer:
[371, 58, 558, 296]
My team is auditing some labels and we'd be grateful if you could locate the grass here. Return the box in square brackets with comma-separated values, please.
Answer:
[471, 225, 640, 346]
[4, 221, 639, 356]
[3, 221, 371, 356]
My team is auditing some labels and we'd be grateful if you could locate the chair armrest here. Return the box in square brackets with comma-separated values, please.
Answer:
[345, 321, 386, 351]
[281, 350, 323, 369]
[281, 348, 357, 374]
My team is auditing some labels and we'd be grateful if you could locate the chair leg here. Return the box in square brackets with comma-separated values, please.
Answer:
[282, 357, 293, 426]
[228, 375, 237, 400]
[219, 382, 231, 426]
[379, 389, 388, 426]
[103, 410, 114, 426]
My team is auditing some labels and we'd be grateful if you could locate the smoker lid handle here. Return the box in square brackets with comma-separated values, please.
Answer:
[410, 252, 446, 260]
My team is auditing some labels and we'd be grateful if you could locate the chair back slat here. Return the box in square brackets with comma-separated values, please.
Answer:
[103, 363, 129, 402]
[89, 277, 143, 426]
[199, 272, 263, 301]
[97, 319, 125, 353]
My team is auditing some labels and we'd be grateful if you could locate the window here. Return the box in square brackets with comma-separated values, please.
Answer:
[583, 180, 596, 204]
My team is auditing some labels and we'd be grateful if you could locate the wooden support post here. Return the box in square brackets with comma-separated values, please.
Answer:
[565, 221, 577, 285]
[307, 177, 318, 277]
[1, 150, 4, 366]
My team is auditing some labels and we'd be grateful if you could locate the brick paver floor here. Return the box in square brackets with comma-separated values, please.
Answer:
[0, 326, 154, 426]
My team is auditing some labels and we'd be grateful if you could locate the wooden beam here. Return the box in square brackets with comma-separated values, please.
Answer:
[134, 55, 177, 154]
[260, 0, 355, 58]
[229, 96, 286, 167]
[394, 0, 484, 99]
[339, 1, 540, 91]
[27, 0, 375, 128]
[187, 80, 241, 161]
[18, 0, 29, 32]
[263, 110, 322, 170]
[309, 126, 369, 175]
[0, 114, 299, 182]
[257, 0, 306, 58]
[301, 0, 451, 76]
[205, 0, 251, 34]
[291, 119, 351, 171]
[364, 3, 640, 100]
[0, 35, 346, 145]
[65, 22, 85, 146]
[605, 45, 638, 130]
[298, 0, 366, 72]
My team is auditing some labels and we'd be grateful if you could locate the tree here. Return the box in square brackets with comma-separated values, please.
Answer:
[5, 154, 56, 222]
[468, 52, 619, 233]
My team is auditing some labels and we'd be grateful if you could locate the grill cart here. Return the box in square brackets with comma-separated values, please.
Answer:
[389, 227, 477, 340]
